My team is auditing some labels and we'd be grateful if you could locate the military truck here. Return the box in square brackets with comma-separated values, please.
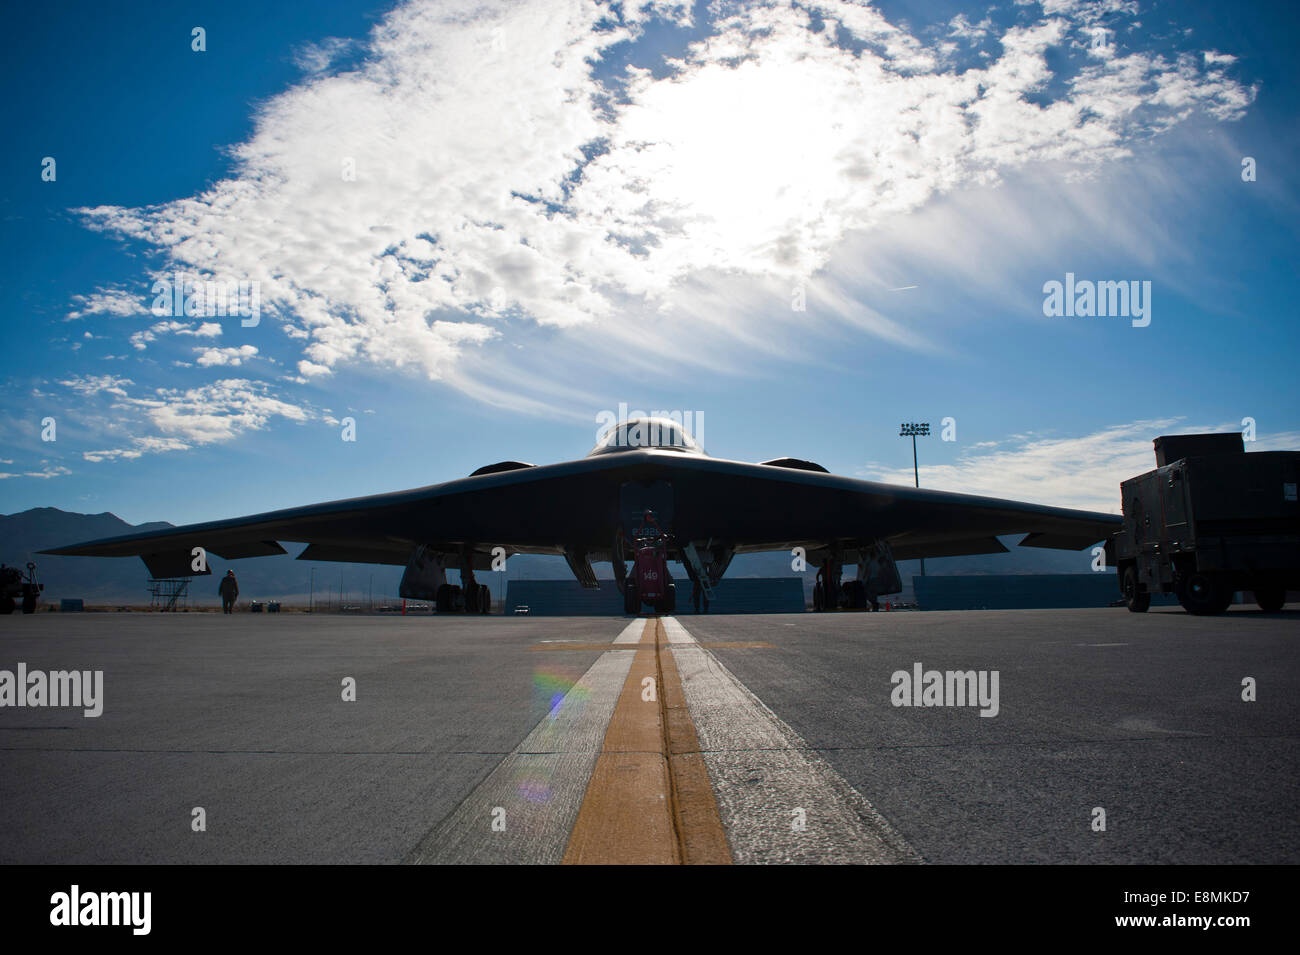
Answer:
[1113, 433, 1298, 615]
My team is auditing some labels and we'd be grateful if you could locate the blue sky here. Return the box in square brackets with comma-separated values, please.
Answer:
[2, 0, 1297, 527]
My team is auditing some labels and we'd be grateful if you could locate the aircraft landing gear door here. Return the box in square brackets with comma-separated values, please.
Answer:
[620, 481, 674, 540]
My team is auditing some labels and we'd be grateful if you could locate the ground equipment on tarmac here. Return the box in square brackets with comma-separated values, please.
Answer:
[1112, 434, 1298, 615]
[1, 562, 43, 615]
[623, 510, 676, 615]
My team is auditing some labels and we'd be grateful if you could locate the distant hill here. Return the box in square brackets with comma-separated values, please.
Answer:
[2, 508, 1102, 606]
[2, 508, 180, 603]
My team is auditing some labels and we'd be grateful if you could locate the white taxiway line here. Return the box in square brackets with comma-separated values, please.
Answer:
[659, 616, 695, 645]
[613, 619, 647, 644]
[663, 617, 921, 864]
[405, 627, 637, 864]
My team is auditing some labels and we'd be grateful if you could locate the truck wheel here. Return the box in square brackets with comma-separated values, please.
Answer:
[1, 595, 14, 615]
[1176, 572, 1230, 615]
[1122, 566, 1150, 613]
[1254, 586, 1286, 612]
[624, 580, 639, 615]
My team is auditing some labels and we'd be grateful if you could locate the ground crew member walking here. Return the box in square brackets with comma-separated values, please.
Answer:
[218, 570, 239, 614]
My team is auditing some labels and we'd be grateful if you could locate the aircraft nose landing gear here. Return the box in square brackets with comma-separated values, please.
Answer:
[620, 510, 675, 614]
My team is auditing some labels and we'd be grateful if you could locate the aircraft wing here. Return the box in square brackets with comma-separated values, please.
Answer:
[39, 454, 637, 577]
[653, 454, 1119, 554]
[43, 449, 1120, 577]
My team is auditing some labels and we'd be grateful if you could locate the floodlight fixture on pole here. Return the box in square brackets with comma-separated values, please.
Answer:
[899, 422, 931, 576]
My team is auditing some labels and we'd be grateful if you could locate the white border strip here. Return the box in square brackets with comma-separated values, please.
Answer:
[668, 617, 920, 865]
[406, 622, 637, 864]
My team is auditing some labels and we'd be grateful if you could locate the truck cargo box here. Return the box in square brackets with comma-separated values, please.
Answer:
[1154, 432, 1243, 467]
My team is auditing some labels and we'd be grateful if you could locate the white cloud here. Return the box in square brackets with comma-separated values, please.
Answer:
[0, 464, 72, 480]
[1029, 0, 1139, 20]
[65, 289, 147, 321]
[132, 379, 309, 446]
[292, 36, 357, 74]
[81, 448, 143, 463]
[83, 436, 192, 463]
[195, 344, 259, 366]
[948, 14, 993, 41]
[129, 319, 226, 351]
[75, 0, 1253, 402]
[861, 421, 1300, 513]
[56, 377, 313, 462]
[57, 374, 134, 398]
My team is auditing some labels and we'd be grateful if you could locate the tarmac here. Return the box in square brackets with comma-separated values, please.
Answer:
[0, 605, 1295, 864]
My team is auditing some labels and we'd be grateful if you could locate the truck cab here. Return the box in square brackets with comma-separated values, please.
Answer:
[1115, 433, 1298, 614]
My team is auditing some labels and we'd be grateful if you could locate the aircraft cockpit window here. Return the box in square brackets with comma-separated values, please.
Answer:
[589, 417, 704, 456]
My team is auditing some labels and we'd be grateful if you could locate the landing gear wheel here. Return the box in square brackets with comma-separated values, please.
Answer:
[479, 585, 491, 614]
[624, 580, 639, 615]
[435, 584, 451, 613]
[1254, 585, 1286, 612]
[1176, 572, 1231, 615]
[1122, 566, 1150, 613]
[661, 582, 675, 615]
[1, 596, 14, 615]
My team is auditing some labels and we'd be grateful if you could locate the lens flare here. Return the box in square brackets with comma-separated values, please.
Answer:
[531, 668, 587, 722]
[519, 668, 592, 804]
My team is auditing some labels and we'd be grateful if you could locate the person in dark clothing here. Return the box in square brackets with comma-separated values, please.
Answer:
[218, 570, 239, 614]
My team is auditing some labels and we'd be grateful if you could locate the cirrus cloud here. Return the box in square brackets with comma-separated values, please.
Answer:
[75, 0, 1254, 396]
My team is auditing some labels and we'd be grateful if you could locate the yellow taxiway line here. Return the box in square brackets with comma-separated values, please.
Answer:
[562, 619, 732, 865]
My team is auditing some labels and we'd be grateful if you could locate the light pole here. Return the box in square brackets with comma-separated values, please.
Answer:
[899, 422, 931, 577]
